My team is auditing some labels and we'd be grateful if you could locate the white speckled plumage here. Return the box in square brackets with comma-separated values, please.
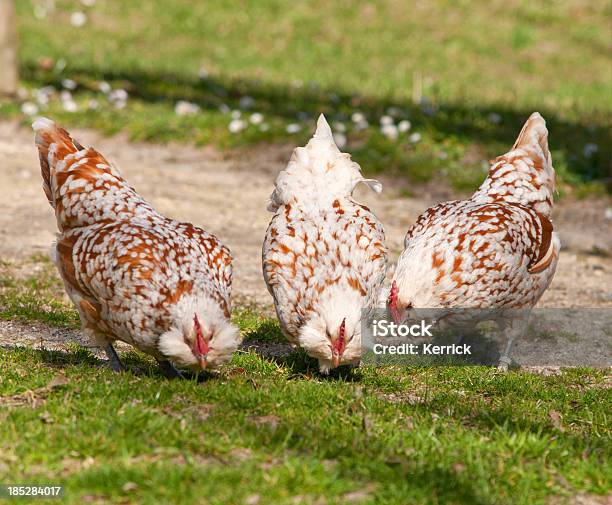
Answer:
[33, 118, 240, 371]
[263, 115, 388, 373]
[390, 113, 560, 316]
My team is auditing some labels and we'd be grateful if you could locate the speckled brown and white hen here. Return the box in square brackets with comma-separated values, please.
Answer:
[263, 115, 388, 373]
[388, 113, 560, 367]
[33, 118, 240, 376]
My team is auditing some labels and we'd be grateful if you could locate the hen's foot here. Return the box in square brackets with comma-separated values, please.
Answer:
[156, 359, 187, 379]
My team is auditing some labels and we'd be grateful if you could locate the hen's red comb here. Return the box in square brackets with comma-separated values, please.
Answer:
[332, 317, 347, 357]
[389, 281, 399, 308]
[193, 315, 209, 356]
[338, 318, 346, 346]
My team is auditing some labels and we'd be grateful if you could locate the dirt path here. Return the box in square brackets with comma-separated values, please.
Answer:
[1, 119, 611, 315]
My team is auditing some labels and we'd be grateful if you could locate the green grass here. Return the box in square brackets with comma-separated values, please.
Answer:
[2, 0, 610, 194]
[1, 259, 611, 504]
[1, 342, 610, 504]
[0, 256, 79, 328]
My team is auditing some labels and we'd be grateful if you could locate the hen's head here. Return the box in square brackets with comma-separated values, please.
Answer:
[298, 284, 363, 373]
[158, 296, 240, 371]
[386, 279, 413, 324]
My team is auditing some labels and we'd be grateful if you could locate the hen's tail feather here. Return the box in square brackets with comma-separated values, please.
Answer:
[268, 114, 381, 212]
[472, 112, 556, 217]
[512, 112, 550, 156]
[33, 118, 84, 206]
[32, 118, 153, 232]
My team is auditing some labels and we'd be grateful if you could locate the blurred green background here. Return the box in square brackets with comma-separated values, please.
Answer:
[3, 0, 611, 194]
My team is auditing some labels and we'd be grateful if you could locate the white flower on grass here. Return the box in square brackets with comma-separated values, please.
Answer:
[63, 100, 78, 113]
[35, 86, 55, 105]
[109, 88, 128, 109]
[333, 133, 347, 149]
[380, 115, 394, 126]
[381, 124, 398, 140]
[351, 112, 365, 123]
[36, 94, 49, 106]
[259, 123, 270, 132]
[21, 102, 39, 116]
[61, 78, 77, 90]
[332, 121, 346, 133]
[354, 119, 369, 131]
[70, 11, 87, 27]
[87, 99, 99, 110]
[398, 120, 411, 133]
[218, 103, 230, 114]
[228, 119, 247, 133]
[40, 85, 55, 94]
[249, 112, 264, 125]
[98, 81, 111, 94]
[60, 90, 72, 102]
[110, 89, 128, 102]
[286, 123, 301, 134]
[408, 132, 422, 143]
[583, 143, 598, 157]
[16, 88, 29, 100]
[231, 110, 241, 119]
[174, 100, 200, 116]
[239, 96, 255, 109]
[487, 112, 502, 124]
[198, 67, 209, 80]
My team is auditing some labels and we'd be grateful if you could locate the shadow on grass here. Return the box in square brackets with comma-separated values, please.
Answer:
[1, 344, 208, 381]
[245, 342, 363, 382]
[241, 318, 286, 344]
[21, 63, 611, 193]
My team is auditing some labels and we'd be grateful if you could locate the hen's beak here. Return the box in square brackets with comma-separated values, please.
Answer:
[197, 354, 208, 369]
[332, 352, 341, 368]
[388, 280, 402, 324]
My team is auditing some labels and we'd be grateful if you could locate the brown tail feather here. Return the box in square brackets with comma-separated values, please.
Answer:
[33, 118, 84, 207]
[32, 118, 153, 232]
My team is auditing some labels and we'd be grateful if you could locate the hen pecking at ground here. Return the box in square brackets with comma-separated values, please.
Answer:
[388, 113, 560, 368]
[262, 115, 388, 373]
[33, 118, 240, 377]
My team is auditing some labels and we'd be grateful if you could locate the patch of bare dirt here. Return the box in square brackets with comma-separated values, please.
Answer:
[0, 373, 69, 408]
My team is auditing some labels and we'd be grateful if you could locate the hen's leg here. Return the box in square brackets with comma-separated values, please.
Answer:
[497, 313, 529, 371]
[156, 359, 186, 379]
[104, 343, 124, 372]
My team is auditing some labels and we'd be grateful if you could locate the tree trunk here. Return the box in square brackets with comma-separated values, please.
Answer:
[0, 0, 18, 97]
